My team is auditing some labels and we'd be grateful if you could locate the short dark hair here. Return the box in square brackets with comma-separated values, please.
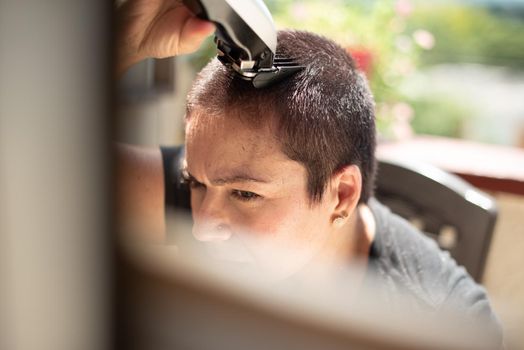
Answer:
[186, 30, 376, 204]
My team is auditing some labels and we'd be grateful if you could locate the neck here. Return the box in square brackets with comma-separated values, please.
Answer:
[295, 204, 377, 298]
[315, 203, 376, 267]
[353, 203, 376, 257]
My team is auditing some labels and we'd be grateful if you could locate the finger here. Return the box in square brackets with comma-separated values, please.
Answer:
[174, 1, 215, 36]
[186, 17, 215, 36]
[178, 16, 215, 54]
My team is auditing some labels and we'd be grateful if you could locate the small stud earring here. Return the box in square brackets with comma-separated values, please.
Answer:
[333, 213, 347, 228]
[333, 216, 345, 227]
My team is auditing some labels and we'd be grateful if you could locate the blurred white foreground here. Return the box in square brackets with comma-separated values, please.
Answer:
[119, 211, 504, 350]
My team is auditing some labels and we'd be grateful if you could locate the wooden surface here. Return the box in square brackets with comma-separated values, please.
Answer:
[377, 136, 524, 195]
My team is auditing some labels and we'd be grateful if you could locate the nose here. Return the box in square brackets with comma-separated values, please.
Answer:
[192, 191, 233, 242]
[192, 220, 233, 242]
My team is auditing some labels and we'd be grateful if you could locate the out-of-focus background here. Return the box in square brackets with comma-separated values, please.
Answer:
[117, 0, 524, 345]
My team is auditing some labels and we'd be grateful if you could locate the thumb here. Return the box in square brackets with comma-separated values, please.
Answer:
[178, 17, 215, 55]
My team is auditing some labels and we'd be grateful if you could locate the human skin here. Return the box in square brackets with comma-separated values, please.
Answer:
[116, 0, 215, 76]
[115, 0, 214, 240]
[185, 111, 375, 279]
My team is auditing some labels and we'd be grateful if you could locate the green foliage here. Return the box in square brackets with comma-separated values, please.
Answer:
[270, 0, 426, 138]
[407, 4, 524, 69]
[409, 95, 471, 138]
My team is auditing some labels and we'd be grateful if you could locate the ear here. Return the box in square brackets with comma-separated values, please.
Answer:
[329, 165, 362, 224]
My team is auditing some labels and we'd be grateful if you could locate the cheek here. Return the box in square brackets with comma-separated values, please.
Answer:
[236, 198, 332, 279]
[241, 198, 321, 241]
[244, 205, 295, 235]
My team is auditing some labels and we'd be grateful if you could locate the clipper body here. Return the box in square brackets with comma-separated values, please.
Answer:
[183, 0, 302, 88]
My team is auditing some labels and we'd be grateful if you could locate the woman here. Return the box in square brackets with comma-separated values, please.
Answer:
[116, 0, 502, 345]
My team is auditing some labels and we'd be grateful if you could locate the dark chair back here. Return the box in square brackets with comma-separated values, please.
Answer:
[375, 157, 498, 282]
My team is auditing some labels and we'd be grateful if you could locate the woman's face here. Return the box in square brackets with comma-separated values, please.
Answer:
[185, 113, 338, 279]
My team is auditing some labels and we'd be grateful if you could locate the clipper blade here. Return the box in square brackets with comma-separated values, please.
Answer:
[251, 55, 304, 88]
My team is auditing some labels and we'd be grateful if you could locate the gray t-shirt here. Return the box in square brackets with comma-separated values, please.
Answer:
[366, 198, 502, 345]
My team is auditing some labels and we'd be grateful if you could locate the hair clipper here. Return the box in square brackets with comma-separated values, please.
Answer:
[183, 0, 303, 88]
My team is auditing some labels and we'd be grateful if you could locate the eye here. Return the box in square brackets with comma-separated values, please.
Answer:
[231, 190, 261, 202]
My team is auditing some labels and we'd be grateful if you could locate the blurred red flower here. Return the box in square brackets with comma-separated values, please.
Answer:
[347, 47, 374, 78]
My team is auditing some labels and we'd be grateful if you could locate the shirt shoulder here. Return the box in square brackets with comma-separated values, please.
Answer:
[366, 198, 502, 340]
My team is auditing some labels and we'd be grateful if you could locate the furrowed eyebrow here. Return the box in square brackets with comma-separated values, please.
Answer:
[212, 174, 270, 185]
[182, 171, 199, 183]
[184, 169, 270, 185]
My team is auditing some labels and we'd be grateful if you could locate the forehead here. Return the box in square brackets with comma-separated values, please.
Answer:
[185, 111, 295, 177]
[187, 111, 274, 152]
